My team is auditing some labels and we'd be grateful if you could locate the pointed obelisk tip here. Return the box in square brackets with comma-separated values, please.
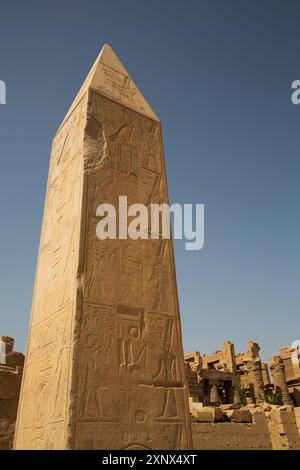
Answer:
[57, 43, 160, 132]
[99, 43, 112, 56]
[102, 43, 112, 51]
[97, 43, 129, 76]
[91, 43, 159, 121]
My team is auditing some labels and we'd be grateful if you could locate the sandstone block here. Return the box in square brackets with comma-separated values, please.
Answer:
[194, 407, 223, 422]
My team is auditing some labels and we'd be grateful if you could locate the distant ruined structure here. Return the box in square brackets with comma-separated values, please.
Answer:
[185, 341, 300, 450]
[185, 340, 299, 407]
[0, 337, 24, 449]
[278, 346, 300, 407]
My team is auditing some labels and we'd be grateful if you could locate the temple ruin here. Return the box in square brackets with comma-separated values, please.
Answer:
[0, 337, 24, 449]
[185, 341, 300, 449]
[185, 340, 300, 408]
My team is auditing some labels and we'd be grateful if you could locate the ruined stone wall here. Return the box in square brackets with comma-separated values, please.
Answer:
[295, 407, 300, 435]
[192, 405, 300, 450]
[192, 420, 272, 450]
[267, 407, 300, 450]
[0, 337, 24, 450]
[0, 366, 23, 449]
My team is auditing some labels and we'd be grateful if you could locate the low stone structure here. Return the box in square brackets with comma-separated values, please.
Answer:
[185, 357, 241, 409]
[191, 405, 300, 450]
[0, 337, 24, 449]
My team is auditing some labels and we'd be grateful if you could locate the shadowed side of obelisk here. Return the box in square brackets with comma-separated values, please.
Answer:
[14, 45, 192, 450]
[13, 92, 89, 449]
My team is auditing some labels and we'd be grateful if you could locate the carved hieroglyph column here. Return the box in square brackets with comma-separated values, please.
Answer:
[246, 360, 265, 403]
[269, 355, 292, 405]
[14, 45, 192, 450]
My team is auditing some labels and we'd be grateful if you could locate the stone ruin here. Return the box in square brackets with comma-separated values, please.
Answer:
[277, 346, 300, 406]
[0, 337, 24, 449]
[185, 340, 300, 408]
[185, 340, 300, 449]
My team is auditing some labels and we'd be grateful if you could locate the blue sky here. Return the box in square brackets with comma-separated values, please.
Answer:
[0, 0, 299, 361]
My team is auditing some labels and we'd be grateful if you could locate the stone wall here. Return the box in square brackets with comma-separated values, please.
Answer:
[267, 406, 300, 450]
[192, 405, 300, 450]
[192, 421, 272, 450]
[0, 337, 24, 450]
[0, 366, 23, 449]
[295, 408, 300, 435]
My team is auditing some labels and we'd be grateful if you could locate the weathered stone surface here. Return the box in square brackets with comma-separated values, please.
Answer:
[184, 340, 272, 406]
[14, 44, 192, 450]
[0, 337, 24, 450]
[192, 406, 223, 423]
[295, 407, 300, 435]
[191, 418, 273, 450]
[277, 346, 300, 406]
[267, 407, 300, 450]
[192, 407, 300, 450]
[225, 409, 252, 423]
[269, 355, 292, 405]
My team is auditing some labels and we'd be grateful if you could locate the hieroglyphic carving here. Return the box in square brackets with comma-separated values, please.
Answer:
[73, 88, 191, 449]
[79, 305, 119, 421]
[15, 44, 191, 450]
[32, 96, 86, 324]
[15, 306, 72, 449]
[14, 95, 87, 449]
[93, 62, 149, 116]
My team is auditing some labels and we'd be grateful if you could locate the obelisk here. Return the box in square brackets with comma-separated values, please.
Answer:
[14, 44, 192, 450]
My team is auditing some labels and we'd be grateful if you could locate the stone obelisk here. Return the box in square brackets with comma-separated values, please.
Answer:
[14, 44, 192, 450]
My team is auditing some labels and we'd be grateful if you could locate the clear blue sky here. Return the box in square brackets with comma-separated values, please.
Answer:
[0, 0, 299, 362]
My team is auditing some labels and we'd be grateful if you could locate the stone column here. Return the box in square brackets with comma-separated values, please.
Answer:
[223, 341, 236, 372]
[261, 362, 271, 387]
[269, 355, 292, 405]
[246, 360, 265, 403]
[0, 336, 14, 365]
[196, 373, 205, 403]
[210, 384, 221, 406]
[233, 387, 241, 405]
[0, 336, 14, 354]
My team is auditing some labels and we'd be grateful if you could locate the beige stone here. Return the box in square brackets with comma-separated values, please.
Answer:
[191, 419, 273, 450]
[193, 406, 223, 422]
[192, 407, 300, 450]
[0, 338, 24, 450]
[268, 408, 300, 449]
[188, 398, 203, 413]
[278, 346, 300, 406]
[295, 407, 300, 435]
[225, 409, 252, 423]
[13, 44, 192, 450]
[269, 355, 292, 405]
